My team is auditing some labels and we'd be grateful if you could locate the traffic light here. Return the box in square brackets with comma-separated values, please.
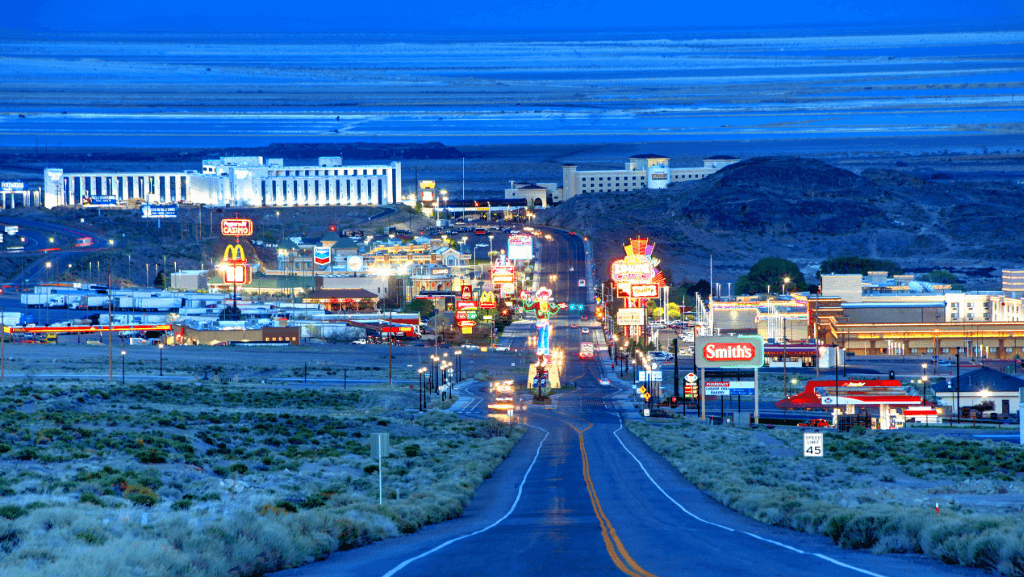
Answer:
[888, 370, 896, 380]
[671, 396, 678, 408]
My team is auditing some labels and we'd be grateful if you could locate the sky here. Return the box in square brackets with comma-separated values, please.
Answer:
[4, 0, 1023, 34]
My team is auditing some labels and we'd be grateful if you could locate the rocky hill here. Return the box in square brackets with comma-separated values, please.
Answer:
[539, 156, 1024, 289]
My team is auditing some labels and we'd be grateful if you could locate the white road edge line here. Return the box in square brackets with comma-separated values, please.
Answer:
[612, 416, 892, 577]
[382, 426, 550, 577]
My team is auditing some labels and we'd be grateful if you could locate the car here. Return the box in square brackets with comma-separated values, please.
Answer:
[352, 338, 367, 345]
[797, 419, 831, 428]
[580, 328, 590, 334]
[578, 279, 586, 287]
[492, 345, 510, 352]
[570, 323, 577, 328]
[581, 315, 588, 320]
[647, 352, 672, 362]
[570, 231, 577, 235]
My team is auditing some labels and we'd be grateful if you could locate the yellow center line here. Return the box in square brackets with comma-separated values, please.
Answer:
[567, 420, 659, 577]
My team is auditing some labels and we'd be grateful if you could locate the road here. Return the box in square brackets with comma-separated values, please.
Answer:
[0, 215, 111, 285]
[272, 227, 979, 577]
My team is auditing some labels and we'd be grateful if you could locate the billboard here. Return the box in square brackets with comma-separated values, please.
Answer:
[0, 182, 24, 191]
[313, 247, 331, 266]
[347, 255, 364, 272]
[695, 336, 765, 369]
[88, 196, 120, 206]
[419, 180, 436, 189]
[220, 218, 253, 237]
[616, 308, 645, 326]
[141, 204, 176, 218]
[508, 234, 533, 260]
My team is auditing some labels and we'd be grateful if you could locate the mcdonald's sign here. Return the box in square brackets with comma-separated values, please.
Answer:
[480, 291, 497, 309]
[223, 244, 247, 263]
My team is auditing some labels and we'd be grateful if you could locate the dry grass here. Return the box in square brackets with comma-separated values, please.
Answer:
[0, 377, 523, 576]
[629, 421, 1024, 575]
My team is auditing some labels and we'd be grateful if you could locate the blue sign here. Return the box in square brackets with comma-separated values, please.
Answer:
[730, 388, 755, 396]
[89, 196, 119, 206]
[141, 204, 177, 218]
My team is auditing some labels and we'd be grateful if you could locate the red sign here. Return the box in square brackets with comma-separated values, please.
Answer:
[223, 263, 252, 285]
[629, 284, 659, 298]
[456, 300, 478, 311]
[381, 327, 412, 333]
[457, 320, 477, 328]
[702, 342, 756, 362]
[461, 285, 473, 300]
[221, 218, 253, 237]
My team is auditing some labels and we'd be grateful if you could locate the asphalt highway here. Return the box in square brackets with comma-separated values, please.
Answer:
[273, 227, 981, 577]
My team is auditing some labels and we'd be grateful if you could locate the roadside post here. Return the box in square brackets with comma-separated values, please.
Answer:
[370, 433, 389, 505]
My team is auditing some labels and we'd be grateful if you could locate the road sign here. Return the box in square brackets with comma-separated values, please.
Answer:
[643, 393, 651, 401]
[639, 371, 662, 382]
[637, 386, 647, 396]
[643, 408, 650, 417]
[684, 372, 697, 383]
[803, 432, 824, 458]
[705, 381, 730, 396]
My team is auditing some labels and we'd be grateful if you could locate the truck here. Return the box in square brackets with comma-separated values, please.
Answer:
[579, 342, 594, 360]
[487, 380, 517, 412]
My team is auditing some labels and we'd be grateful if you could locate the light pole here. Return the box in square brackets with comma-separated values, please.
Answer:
[120, 350, 126, 384]
[956, 347, 961, 423]
[783, 276, 790, 296]
[158, 343, 164, 376]
[418, 367, 427, 411]
[922, 374, 929, 406]
[455, 350, 462, 382]
[488, 234, 494, 257]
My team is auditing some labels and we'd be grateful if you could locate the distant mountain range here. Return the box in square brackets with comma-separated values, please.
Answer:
[539, 156, 1024, 290]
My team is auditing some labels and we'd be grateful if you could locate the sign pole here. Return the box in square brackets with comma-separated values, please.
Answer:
[754, 368, 760, 424]
[700, 368, 706, 421]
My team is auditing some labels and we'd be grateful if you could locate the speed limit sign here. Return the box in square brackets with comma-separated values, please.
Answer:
[803, 432, 824, 457]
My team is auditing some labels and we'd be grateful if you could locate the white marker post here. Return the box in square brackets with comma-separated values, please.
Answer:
[371, 433, 389, 505]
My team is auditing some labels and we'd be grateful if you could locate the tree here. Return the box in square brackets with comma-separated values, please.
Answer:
[667, 302, 681, 320]
[153, 271, 165, 288]
[918, 270, 964, 291]
[735, 257, 806, 296]
[404, 298, 434, 317]
[818, 256, 903, 278]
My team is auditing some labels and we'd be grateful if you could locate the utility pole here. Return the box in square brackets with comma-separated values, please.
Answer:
[108, 271, 113, 380]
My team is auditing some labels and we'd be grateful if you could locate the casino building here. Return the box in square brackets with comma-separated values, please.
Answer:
[43, 156, 402, 209]
[559, 154, 739, 201]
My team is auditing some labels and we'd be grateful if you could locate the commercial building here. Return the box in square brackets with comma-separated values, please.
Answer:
[43, 156, 402, 209]
[812, 271, 1024, 359]
[558, 154, 739, 202]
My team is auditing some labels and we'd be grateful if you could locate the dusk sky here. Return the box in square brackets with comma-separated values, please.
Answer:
[5, 0, 1023, 34]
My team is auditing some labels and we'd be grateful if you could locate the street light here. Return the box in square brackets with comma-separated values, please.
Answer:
[488, 234, 494, 256]
[158, 343, 164, 376]
[782, 276, 790, 296]
[455, 350, 462, 382]
[120, 350, 126, 384]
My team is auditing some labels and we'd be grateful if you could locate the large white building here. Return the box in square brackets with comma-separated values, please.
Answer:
[559, 154, 739, 201]
[43, 156, 402, 209]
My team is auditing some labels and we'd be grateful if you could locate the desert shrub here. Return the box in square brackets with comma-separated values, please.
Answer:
[74, 528, 107, 545]
[137, 448, 168, 464]
[229, 462, 249, 475]
[79, 492, 103, 506]
[171, 498, 193, 511]
[0, 505, 26, 520]
[364, 464, 379, 474]
[403, 444, 421, 457]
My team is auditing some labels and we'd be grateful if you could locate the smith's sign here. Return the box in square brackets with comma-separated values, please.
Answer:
[695, 336, 764, 369]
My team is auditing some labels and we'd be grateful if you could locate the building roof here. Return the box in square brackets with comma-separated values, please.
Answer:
[942, 367, 1024, 394]
[630, 154, 669, 159]
[306, 288, 379, 301]
[705, 155, 738, 160]
[320, 230, 342, 243]
[278, 238, 299, 250]
[333, 236, 358, 249]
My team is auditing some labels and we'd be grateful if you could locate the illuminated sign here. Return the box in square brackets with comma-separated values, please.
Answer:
[347, 255, 364, 272]
[455, 310, 478, 321]
[458, 320, 477, 328]
[223, 244, 246, 263]
[611, 260, 653, 284]
[313, 247, 331, 266]
[419, 180, 436, 189]
[461, 285, 473, 300]
[431, 268, 450, 276]
[616, 308, 646, 326]
[422, 190, 435, 203]
[629, 284, 659, 298]
[695, 336, 765, 369]
[220, 218, 253, 237]
[651, 172, 668, 180]
[141, 204, 176, 218]
[456, 300, 478, 312]
[223, 262, 251, 285]
[480, 291, 497, 309]
[508, 234, 533, 260]
[1, 182, 24, 191]
[492, 268, 515, 284]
